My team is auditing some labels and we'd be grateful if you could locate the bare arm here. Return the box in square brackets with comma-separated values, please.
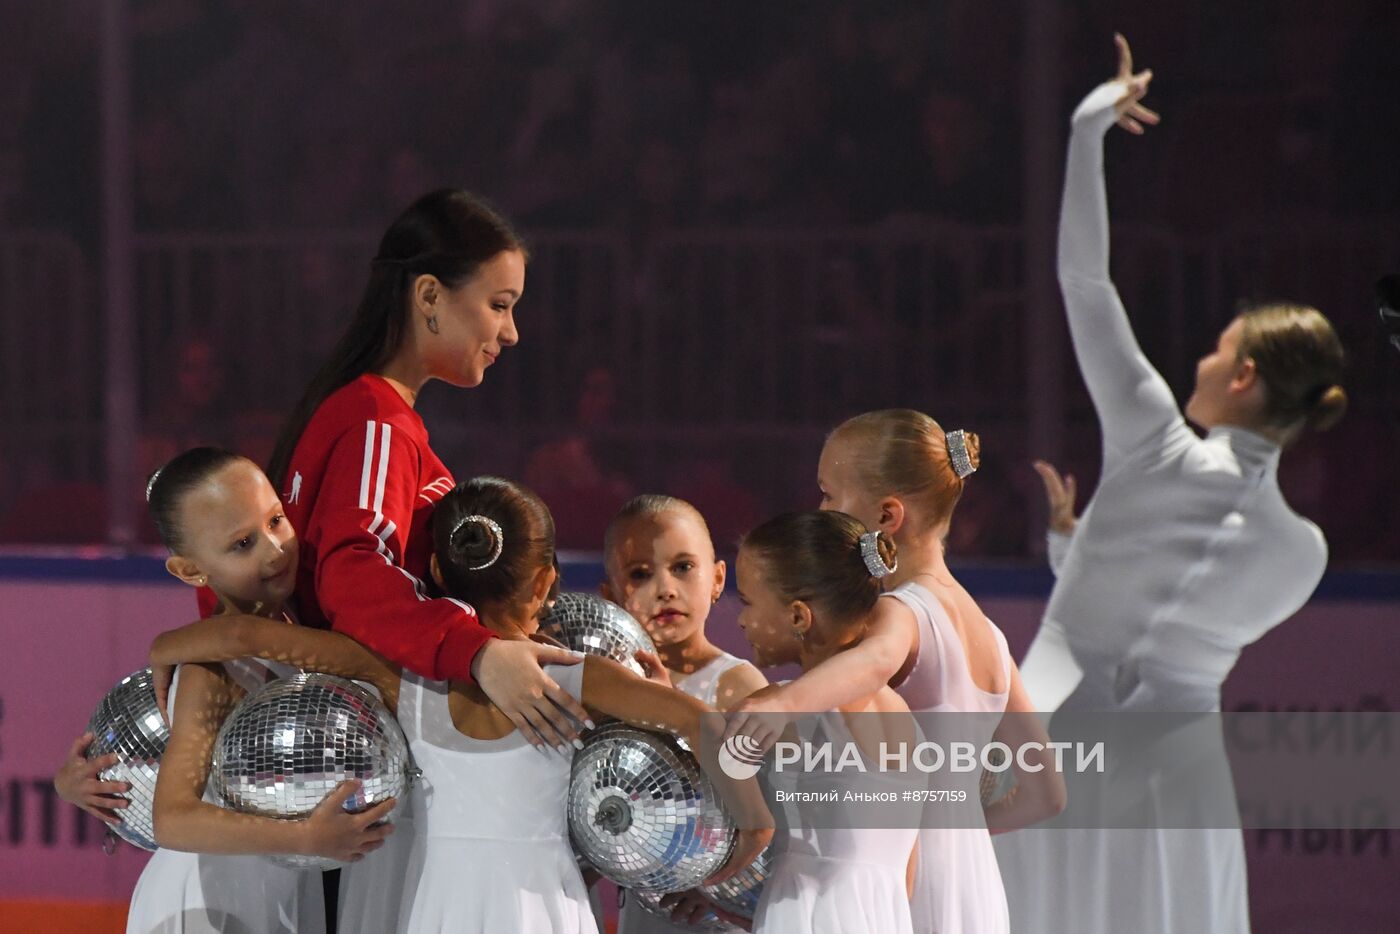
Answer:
[151, 616, 402, 712]
[723, 597, 918, 748]
[151, 662, 394, 859]
[581, 656, 774, 883]
[906, 837, 919, 901]
[984, 661, 1068, 833]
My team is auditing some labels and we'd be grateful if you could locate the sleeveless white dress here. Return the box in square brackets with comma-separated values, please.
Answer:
[993, 81, 1330, 934]
[617, 651, 752, 934]
[126, 659, 326, 934]
[887, 581, 1012, 934]
[394, 663, 599, 933]
[752, 708, 921, 934]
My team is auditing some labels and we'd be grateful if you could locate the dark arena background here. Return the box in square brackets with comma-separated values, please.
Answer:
[1, 1, 1397, 932]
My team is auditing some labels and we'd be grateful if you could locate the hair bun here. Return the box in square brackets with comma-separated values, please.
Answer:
[1307, 385, 1348, 432]
[945, 429, 980, 480]
[451, 514, 504, 570]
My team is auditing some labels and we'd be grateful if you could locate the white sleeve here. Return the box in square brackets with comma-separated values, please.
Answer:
[1046, 529, 1073, 577]
[1058, 83, 1184, 461]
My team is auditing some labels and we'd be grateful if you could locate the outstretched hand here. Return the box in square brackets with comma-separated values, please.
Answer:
[1109, 33, 1161, 135]
[1032, 460, 1079, 535]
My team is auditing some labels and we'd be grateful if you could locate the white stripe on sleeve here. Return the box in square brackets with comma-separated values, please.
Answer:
[359, 420, 377, 510]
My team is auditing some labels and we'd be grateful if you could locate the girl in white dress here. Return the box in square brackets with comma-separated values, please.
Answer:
[725, 418, 1066, 933]
[150, 476, 774, 934]
[995, 34, 1347, 934]
[127, 448, 393, 934]
[732, 511, 923, 934]
[603, 495, 769, 934]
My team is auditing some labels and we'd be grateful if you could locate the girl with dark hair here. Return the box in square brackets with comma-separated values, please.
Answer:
[731, 511, 921, 934]
[994, 36, 1347, 934]
[187, 189, 589, 751]
[149, 476, 773, 934]
[115, 449, 393, 934]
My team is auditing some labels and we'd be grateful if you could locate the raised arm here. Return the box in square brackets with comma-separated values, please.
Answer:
[722, 596, 919, 750]
[1059, 35, 1181, 459]
[151, 662, 394, 861]
[581, 656, 775, 884]
[150, 616, 402, 711]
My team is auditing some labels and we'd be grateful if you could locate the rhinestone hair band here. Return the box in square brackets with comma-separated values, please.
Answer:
[859, 530, 896, 579]
[454, 514, 505, 570]
[945, 429, 977, 480]
[145, 466, 163, 502]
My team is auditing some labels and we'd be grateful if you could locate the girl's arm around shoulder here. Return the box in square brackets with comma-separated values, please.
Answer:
[152, 661, 395, 860]
[151, 615, 402, 712]
[722, 596, 918, 749]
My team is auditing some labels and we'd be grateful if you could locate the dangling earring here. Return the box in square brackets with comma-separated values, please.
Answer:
[426, 315, 440, 335]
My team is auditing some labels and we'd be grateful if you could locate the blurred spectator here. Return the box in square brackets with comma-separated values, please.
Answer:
[524, 365, 633, 550]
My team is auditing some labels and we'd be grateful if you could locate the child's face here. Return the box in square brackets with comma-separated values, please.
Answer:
[816, 433, 883, 531]
[605, 511, 724, 649]
[175, 460, 299, 609]
[734, 547, 801, 668]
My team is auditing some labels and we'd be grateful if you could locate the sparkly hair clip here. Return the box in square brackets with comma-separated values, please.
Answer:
[454, 514, 505, 571]
[859, 530, 896, 579]
[145, 466, 163, 502]
[945, 429, 977, 480]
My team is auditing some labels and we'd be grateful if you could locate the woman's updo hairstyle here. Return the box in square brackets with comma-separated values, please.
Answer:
[741, 511, 896, 633]
[432, 476, 556, 609]
[1235, 303, 1347, 437]
[146, 447, 246, 553]
[830, 409, 981, 532]
[268, 190, 528, 489]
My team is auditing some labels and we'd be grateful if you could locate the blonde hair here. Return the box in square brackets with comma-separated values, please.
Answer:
[830, 409, 981, 532]
[1236, 303, 1346, 438]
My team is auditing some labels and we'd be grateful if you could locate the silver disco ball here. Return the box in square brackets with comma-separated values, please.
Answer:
[211, 673, 412, 870]
[539, 592, 656, 676]
[568, 722, 734, 893]
[84, 668, 169, 852]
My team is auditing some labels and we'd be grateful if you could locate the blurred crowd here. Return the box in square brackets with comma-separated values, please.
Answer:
[1, 0, 1398, 564]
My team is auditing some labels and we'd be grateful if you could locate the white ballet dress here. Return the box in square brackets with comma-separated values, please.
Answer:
[126, 658, 326, 934]
[752, 708, 921, 934]
[393, 663, 599, 933]
[887, 581, 1012, 934]
[992, 81, 1330, 934]
[617, 651, 752, 934]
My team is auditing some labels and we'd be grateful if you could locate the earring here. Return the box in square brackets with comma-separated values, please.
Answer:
[198, 576, 207, 586]
[426, 315, 439, 334]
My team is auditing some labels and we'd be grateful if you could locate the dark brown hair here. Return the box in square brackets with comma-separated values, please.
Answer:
[268, 190, 527, 489]
[1235, 303, 1347, 437]
[146, 447, 247, 553]
[432, 476, 556, 608]
[741, 511, 895, 633]
[829, 409, 981, 532]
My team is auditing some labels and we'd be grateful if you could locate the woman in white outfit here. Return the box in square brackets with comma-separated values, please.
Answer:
[995, 34, 1347, 934]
